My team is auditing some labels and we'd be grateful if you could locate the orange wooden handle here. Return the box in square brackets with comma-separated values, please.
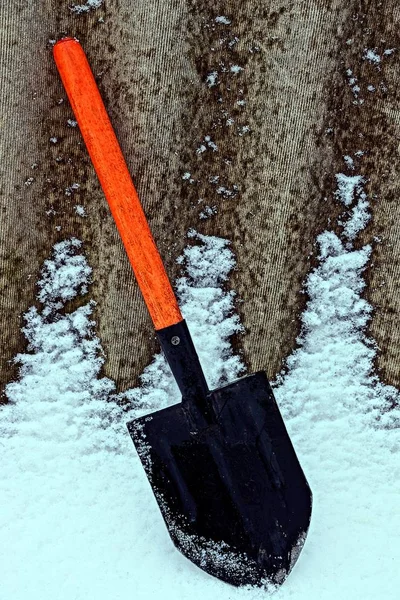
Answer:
[53, 37, 183, 330]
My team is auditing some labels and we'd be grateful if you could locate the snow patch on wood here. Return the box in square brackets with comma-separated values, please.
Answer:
[70, 0, 103, 14]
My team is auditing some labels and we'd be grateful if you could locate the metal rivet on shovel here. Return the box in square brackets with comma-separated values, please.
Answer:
[53, 38, 312, 588]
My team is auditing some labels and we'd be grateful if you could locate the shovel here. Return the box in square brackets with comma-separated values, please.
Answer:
[53, 38, 312, 587]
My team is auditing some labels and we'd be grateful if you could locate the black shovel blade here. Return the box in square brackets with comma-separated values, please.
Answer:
[127, 371, 312, 587]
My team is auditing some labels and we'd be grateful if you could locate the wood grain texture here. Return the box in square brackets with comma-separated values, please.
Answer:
[0, 0, 399, 400]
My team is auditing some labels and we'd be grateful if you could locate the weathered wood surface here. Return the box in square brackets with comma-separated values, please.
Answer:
[0, 1, 399, 398]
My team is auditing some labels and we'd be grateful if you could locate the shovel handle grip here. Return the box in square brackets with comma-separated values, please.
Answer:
[53, 38, 183, 330]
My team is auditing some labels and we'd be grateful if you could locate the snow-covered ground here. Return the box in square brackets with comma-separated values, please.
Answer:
[1, 197, 399, 598]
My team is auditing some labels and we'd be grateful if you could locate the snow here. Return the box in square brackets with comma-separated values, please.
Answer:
[0, 235, 247, 600]
[343, 155, 354, 170]
[216, 185, 238, 198]
[71, 0, 103, 14]
[2, 182, 399, 599]
[335, 166, 371, 240]
[65, 182, 80, 196]
[272, 155, 400, 598]
[120, 230, 244, 410]
[0, 231, 247, 600]
[204, 135, 218, 151]
[206, 71, 218, 87]
[1, 202, 400, 600]
[363, 48, 381, 64]
[238, 125, 250, 136]
[74, 204, 87, 217]
[277, 231, 374, 410]
[215, 16, 231, 25]
[335, 173, 365, 206]
[345, 69, 363, 103]
[36, 238, 91, 311]
[182, 172, 195, 184]
[199, 205, 218, 220]
[273, 227, 400, 596]
[341, 197, 371, 240]
[197, 137, 218, 154]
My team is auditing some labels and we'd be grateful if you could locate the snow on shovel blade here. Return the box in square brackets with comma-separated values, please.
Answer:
[128, 371, 312, 587]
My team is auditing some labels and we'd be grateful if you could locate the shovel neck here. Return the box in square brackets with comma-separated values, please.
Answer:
[156, 320, 210, 413]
